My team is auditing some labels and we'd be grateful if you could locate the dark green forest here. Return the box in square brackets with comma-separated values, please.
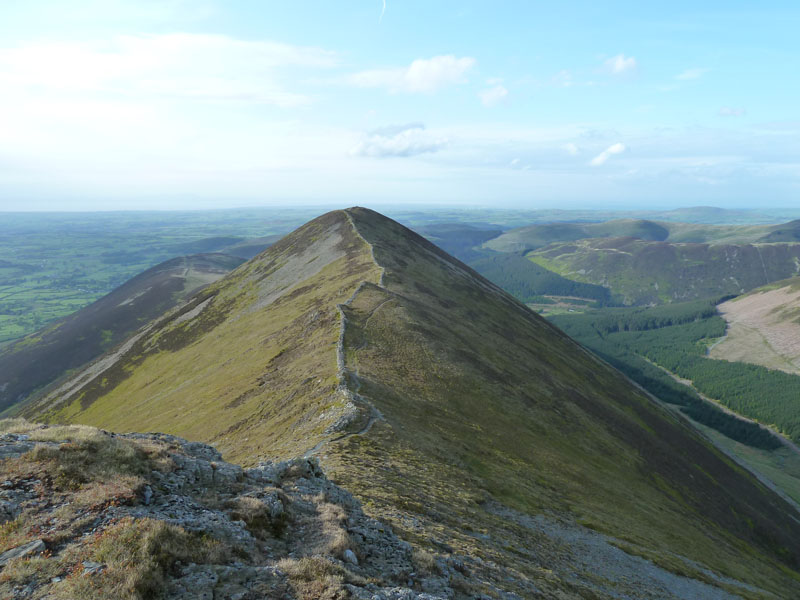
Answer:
[551, 298, 800, 450]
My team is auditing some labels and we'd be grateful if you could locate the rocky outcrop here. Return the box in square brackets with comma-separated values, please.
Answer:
[0, 426, 458, 599]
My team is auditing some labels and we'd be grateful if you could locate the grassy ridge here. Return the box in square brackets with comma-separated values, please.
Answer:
[24, 211, 383, 464]
[20, 208, 800, 596]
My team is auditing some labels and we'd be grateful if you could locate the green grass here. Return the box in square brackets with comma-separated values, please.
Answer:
[23, 208, 800, 597]
[28, 212, 383, 465]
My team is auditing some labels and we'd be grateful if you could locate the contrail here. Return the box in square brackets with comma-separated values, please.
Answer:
[379, 0, 386, 23]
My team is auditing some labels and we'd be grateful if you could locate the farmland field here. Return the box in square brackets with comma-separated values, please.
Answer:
[0, 209, 326, 343]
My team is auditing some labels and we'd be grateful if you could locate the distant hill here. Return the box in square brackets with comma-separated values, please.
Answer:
[19, 208, 800, 597]
[760, 220, 800, 243]
[166, 235, 280, 259]
[529, 237, 800, 305]
[469, 253, 615, 304]
[415, 223, 503, 261]
[485, 218, 800, 253]
[0, 253, 243, 410]
[484, 219, 669, 253]
[217, 235, 283, 259]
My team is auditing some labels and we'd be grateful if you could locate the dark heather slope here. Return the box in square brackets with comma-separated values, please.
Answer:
[0, 253, 243, 411]
[21, 208, 800, 598]
[530, 236, 800, 304]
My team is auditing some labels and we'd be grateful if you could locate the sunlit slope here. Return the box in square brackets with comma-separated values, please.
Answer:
[25, 211, 383, 462]
[23, 208, 800, 597]
[0, 253, 243, 411]
[711, 277, 800, 374]
[529, 237, 800, 304]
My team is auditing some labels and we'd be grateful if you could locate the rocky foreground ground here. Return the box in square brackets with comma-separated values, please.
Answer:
[0, 421, 463, 600]
[0, 421, 756, 600]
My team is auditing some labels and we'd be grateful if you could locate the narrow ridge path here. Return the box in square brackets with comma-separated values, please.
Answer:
[307, 220, 390, 457]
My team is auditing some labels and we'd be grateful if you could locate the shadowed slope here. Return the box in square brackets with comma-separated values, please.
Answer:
[22, 208, 800, 597]
[0, 253, 243, 411]
[530, 237, 800, 304]
[323, 208, 800, 596]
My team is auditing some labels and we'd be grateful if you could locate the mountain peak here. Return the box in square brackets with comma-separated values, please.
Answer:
[20, 209, 800, 597]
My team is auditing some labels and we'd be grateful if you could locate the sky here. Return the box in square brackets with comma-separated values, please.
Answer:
[0, 1, 799, 211]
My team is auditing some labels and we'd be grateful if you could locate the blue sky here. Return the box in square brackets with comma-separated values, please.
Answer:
[0, 0, 798, 210]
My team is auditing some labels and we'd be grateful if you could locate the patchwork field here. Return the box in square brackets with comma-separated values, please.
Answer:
[0, 210, 322, 343]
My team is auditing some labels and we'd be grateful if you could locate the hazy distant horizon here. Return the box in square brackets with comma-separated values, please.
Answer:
[1, 202, 799, 218]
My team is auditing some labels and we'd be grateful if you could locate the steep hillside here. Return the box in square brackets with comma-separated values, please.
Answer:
[0, 253, 243, 411]
[530, 237, 800, 304]
[711, 277, 800, 374]
[19, 209, 800, 598]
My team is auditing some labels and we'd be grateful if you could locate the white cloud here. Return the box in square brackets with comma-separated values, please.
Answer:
[349, 55, 475, 93]
[564, 143, 579, 156]
[719, 107, 746, 117]
[603, 54, 638, 76]
[351, 123, 447, 158]
[589, 142, 626, 166]
[0, 34, 337, 107]
[676, 67, 708, 80]
[552, 69, 573, 87]
[478, 83, 508, 107]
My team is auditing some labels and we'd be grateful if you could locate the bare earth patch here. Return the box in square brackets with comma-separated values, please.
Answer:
[711, 285, 800, 374]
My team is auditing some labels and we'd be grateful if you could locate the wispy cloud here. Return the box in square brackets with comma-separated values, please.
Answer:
[564, 143, 580, 156]
[718, 107, 746, 117]
[349, 55, 475, 93]
[603, 54, 638, 76]
[590, 142, 626, 166]
[0, 34, 337, 107]
[676, 67, 708, 80]
[478, 82, 508, 107]
[552, 69, 574, 87]
[351, 123, 447, 157]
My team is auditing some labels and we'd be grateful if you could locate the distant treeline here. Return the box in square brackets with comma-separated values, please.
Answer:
[469, 254, 615, 304]
[552, 298, 791, 450]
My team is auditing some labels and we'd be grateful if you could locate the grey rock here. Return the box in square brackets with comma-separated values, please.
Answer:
[82, 561, 105, 576]
[344, 548, 359, 565]
[0, 539, 45, 566]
